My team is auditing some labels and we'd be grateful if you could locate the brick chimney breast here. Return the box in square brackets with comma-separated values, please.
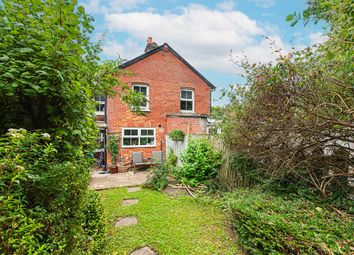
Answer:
[144, 36, 158, 52]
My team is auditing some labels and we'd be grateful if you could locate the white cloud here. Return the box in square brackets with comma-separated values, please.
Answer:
[82, 0, 147, 14]
[103, 4, 291, 74]
[216, 0, 236, 11]
[247, 0, 276, 8]
[308, 32, 328, 45]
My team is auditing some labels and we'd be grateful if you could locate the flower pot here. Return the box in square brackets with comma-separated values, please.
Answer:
[110, 165, 118, 174]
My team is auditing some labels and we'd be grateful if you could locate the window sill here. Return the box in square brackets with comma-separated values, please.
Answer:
[121, 145, 156, 148]
[95, 111, 105, 115]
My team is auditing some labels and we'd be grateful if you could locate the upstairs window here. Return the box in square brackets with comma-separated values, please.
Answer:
[132, 84, 149, 111]
[122, 128, 156, 147]
[180, 89, 194, 112]
[95, 95, 105, 115]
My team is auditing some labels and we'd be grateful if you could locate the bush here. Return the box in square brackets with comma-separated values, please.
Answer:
[145, 164, 169, 191]
[218, 152, 259, 190]
[0, 129, 105, 254]
[166, 149, 178, 170]
[168, 129, 185, 141]
[223, 189, 354, 255]
[176, 138, 222, 187]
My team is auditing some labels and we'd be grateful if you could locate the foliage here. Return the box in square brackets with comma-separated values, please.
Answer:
[221, 0, 353, 197]
[0, 129, 104, 254]
[176, 138, 222, 187]
[100, 188, 237, 254]
[145, 164, 169, 191]
[107, 134, 119, 166]
[218, 151, 259, 190]
[223, 189, 354, 255]
[211, 106, 226, 120]
[168, 129, 185, 141]
[165, 148, 178, 170]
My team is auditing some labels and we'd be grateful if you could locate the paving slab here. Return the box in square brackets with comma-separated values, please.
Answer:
[130, 246, 156, 255]
[127, 187, 141, 193]
[122, 199, 139, 206]
[90, 171, 148, 190]
[115, 216, 138, 227]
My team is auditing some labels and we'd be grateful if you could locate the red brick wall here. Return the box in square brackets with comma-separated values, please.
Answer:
[107, 47, 212, 163]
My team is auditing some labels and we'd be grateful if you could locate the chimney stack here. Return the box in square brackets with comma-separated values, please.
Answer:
[144, 36, 158, 52]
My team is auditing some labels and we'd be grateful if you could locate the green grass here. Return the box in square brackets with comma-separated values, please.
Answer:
[99, 187, 237, 255]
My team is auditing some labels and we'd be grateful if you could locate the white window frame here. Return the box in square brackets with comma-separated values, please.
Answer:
[121, 128, 156, 148]
[95, 95, 105, 115]
[132, 84, 149, 111]
[180, 89, 194, 113]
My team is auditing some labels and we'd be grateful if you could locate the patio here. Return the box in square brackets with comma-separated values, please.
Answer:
[90, 171, 149, 190]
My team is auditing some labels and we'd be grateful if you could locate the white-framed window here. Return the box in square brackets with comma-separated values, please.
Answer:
[95, 95, 105, 115]
[132, 84, 149, 111]
[122, 128, 156, 148]
[180, 89, 194, 112]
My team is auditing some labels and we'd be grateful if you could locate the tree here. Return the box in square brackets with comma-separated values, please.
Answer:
[222, 0, 353, 197]
[0, 0, 141, 254]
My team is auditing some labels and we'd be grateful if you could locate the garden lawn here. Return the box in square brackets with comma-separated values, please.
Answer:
[99, 187, 237, 255]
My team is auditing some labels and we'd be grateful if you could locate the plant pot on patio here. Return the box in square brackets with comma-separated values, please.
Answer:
[110, 165, 118, 174]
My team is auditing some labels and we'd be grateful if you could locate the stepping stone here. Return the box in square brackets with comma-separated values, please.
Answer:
[122, 199, 139, 206]
[128, 187, 141, 193]
[130, 246, 156, 255]
[115, 216, 138, 227]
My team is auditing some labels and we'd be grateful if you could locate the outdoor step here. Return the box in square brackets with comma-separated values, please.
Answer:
[127, 187, 141, 193]
[122, 199, 139, 206]
[114, 216, 138, 227]
[130, 246, 156, 255]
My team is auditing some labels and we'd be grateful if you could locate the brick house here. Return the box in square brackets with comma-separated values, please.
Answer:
[97, 38, 215, 166]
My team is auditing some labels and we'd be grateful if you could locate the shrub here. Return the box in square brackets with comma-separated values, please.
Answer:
[0, 129, 105, 254]
[145, 164, 169, 191]
[176, 138, 222, 187]
[107, 134, 120, 166]
[218, 152, 259, 190]
[223, 189, 354, 255]
[168, 129, 185, 141]
[166, 149, 178, 170]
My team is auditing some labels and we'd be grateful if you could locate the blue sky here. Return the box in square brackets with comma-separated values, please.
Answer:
[81, 0, 326, 105]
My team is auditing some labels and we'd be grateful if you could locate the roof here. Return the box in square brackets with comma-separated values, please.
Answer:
[120, 43, 216, 90]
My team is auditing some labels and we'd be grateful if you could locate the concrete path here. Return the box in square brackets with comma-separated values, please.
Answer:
[90, 171, 149, 190]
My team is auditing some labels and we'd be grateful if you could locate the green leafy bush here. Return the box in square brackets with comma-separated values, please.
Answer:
[0, 129, 105, 254]
[107, 134, 120, 166]
[176, 138, 222, 187]
[223, 189, 354, 255]
[168, 129, 185, 141]
[145, 164, 170, 191]
[166, 149, 178, 170]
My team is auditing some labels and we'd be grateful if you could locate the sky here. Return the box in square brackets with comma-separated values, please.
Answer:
[80, 0, 327, 105]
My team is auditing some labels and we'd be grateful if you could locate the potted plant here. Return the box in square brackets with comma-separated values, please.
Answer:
[107, 133, 119, 174]
[168, 129, 185, 142]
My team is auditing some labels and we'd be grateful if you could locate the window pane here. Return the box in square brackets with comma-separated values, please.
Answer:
[147, 137, 155, 145]
[186, 101, 193, 111]
[181, 90, 187, 98]
[124, 130, 131, 136]
[141, 130, 147, 136]
[140, 98, 147, 108]
[185, 91, 192, 99]
[132, 129, 138, 136]
[140, 86, 147, 95]
[123, 138, 131, 146]
[140, 137, 148, 145]
[133, 86, 140, 92]
[181, 100, 187, 110]
[147, 130, 154, 136]
[131, 137, 139, 145]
